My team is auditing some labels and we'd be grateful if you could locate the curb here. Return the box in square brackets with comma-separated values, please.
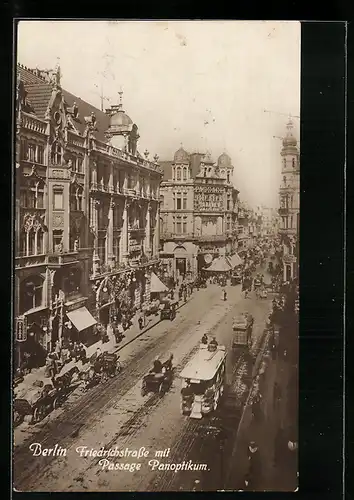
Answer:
[112, 294, 193, 354]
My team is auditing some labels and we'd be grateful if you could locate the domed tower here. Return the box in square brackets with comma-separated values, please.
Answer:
[281, 117, 299, 175]
[217, 152, 233, 183]
[173, 145, 190, 182]
[105, 91, 134, 151]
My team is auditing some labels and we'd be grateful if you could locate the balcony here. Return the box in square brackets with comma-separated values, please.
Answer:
[15, 251, 79, 269]
[197, 234, 227, 242]
[89, 257, 159, 280]
[278, 207, 289, 216]
[22, 112, 47, 134]
[93, 140, 163, 175]
[161, 232, 195, 241]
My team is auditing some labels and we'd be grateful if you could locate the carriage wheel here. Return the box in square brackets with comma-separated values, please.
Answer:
[33, 406, 45, 423]
[53, 397, 62, 410]
[14, 411, 22, 426]
[158, 382, 165, 395]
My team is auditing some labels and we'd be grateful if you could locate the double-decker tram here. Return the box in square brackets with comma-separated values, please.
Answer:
[179, 342, 227, 419]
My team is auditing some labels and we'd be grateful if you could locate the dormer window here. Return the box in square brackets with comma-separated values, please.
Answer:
[176, 167, 181, 181]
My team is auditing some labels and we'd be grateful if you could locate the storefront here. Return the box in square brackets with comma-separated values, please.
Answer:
[15, 306, 49, 370]
[64, 305, 97, 345]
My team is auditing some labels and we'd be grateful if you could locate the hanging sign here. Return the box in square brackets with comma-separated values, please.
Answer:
[16, 316, 27, 342]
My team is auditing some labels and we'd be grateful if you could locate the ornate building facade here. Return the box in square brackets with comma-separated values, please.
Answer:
[278, 118, 300, 281]
[15, 63, 162, 366]
[159, 148, 239, 279]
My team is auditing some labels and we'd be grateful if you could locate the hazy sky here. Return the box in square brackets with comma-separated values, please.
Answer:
[17, 20, 300, 208]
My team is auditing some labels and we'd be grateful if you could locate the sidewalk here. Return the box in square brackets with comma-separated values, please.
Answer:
[14, 286, 194, 398]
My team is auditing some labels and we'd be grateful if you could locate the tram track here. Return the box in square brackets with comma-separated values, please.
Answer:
[45, 303, 234, 485]
[149, 315, 271, 492]
[14, 293, 230, 491]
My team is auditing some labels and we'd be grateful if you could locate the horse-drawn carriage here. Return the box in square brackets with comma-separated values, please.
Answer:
[141, 370, 174, 396]
[160, 299, 177, 321]
[80, 351, 121, 391]
[141, 356, 174, 396]
[13, 366, 80, 426]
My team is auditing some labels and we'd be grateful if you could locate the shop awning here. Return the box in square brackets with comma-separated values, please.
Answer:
[150, 272, 169, 293]
[226, 253, 243, 268]
[205, 257, 232, 272]
[66, 307, 97, 332]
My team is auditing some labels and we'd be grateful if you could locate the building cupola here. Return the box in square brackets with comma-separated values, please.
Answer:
[105, 90, 134, 151]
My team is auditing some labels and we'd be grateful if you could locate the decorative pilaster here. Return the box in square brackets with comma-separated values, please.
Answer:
[92, 199, 100, 276]
[121, 199, 130, 263]
[107, 198, 115, 268]
[145, 203, 152, 258]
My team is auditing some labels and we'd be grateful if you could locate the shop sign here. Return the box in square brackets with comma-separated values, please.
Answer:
[16, 316, 27, 342]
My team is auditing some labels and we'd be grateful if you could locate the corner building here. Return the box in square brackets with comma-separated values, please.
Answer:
[159, 148, 239, 280]
[15, 63, 162, 366]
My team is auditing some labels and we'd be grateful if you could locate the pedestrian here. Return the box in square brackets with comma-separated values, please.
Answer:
[244, 441, 260, 490]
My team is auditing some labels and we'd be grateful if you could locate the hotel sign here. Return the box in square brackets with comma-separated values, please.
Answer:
[16, 316, 27, 342]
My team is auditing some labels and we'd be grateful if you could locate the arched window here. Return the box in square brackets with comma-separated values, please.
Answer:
[283, 158, 286, 167]
[182, 166, 187, 181]
[227, 171, 230, 183]
[22, 216, 46, 256]
[20, 275, 44, 314]
[176, 167, 181, 181]
[292, 158, 296, 168]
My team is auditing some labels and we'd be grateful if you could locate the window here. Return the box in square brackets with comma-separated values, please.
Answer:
[176, 217, 182, 234]
[53, 189, 64, 210]
[19, 276, 44, 314]
[37, 145, 44, 164]
[37, 230, 44, 255]
[21, 139, 28, 160]
[182, 193, 187, 209]
[53, 230, 63, 252]
[51, 143, 62, 165]
[227, 199, 231, 211]
[77, 157, 83, 173]
[182, 217, 187, 234]
[20, 180, 44, 209]
[182, 167, 187, 181]
[176, 195, 182, 210]
[176, 167, 181, 181]
[292, 158, 296, 168]
[113, 237, 120, 264]
[70, 186, 83, 211]
[98, 237, 106, 264]
[227, 172, 230, 183]
[28, 144, 36, 162]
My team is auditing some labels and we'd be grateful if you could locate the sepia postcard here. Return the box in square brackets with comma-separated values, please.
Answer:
[13, 19, 300, 492]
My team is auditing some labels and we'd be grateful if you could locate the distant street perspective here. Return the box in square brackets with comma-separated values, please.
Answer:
[14, 21, 300, 492]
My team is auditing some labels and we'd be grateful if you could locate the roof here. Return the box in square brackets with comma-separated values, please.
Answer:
[179, 345, 226, 381]
[174, 147, 189, 163]
[218, 152, 232, 168]
[159, 160, 173, 181]
[17, 64, 110, 143]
